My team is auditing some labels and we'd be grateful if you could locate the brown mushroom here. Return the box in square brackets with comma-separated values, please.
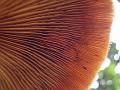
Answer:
[0, 0, 113, 90]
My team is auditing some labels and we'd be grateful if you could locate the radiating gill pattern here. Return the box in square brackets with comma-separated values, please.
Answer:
[0, 0, 113, 90]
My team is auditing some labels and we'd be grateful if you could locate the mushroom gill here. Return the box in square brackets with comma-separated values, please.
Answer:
[0, 0, 113, 90]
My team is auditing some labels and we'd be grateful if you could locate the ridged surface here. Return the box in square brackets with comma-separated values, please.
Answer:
[0, 0, 113, 90]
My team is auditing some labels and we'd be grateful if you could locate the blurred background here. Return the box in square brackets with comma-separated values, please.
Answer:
[90, 0, 120, 90]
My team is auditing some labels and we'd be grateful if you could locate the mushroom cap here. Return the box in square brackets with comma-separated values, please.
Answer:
[0, 0, 113, 90]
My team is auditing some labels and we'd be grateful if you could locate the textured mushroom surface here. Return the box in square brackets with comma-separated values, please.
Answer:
[0, 0, 113, 90]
